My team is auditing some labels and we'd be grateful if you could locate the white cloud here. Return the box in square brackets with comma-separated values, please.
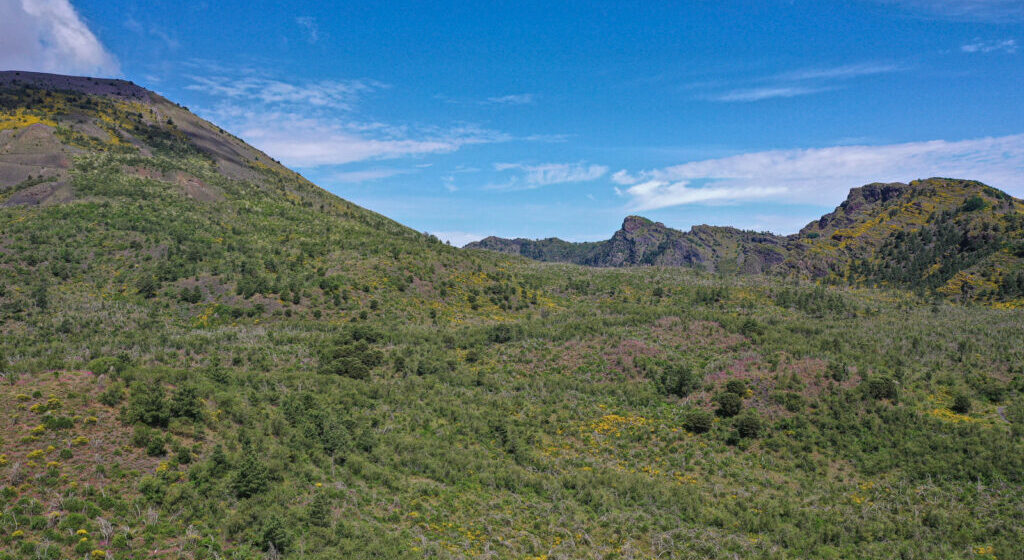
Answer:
[611, 170, 638, 185]
[615, 134, 1024, 211]
[486, 93, 535, 105]
[431, 231, 486, 246]
[620, 181, 787, 210]
[493, 162, 609, 189]
[0, 0, 120, 76]
[961, 39, 1018, 54]
[233, 114, 507, 167]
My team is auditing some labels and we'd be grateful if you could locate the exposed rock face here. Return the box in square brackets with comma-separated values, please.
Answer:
[467, 215, 790, 272]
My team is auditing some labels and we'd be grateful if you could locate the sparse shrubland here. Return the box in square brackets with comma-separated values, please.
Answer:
[1, 73, 1022, 560]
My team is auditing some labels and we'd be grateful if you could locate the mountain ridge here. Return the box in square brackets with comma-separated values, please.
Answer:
[466, 178, 1024, 300]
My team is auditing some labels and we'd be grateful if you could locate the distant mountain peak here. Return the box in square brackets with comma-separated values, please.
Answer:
[467, 178, 1024, 300]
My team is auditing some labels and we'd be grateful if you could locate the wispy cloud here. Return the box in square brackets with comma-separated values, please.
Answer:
[331, 168, 414, 183]
[233, 114, 508, 167]
[776, 62, 900, 81]
[703, 61, 899, 103]
[713, 86, 832, 102]
[186, 75, 384, 111]
[614, 134, 1024, 211]
[186, 69, 516, 168]
[0, 0, 120, 76]
[125, 17, 180, 50]
[961, 39, 1018, 54]
[492, 162, 609, 189]
[436, 93, 538, 106]
[486, 93, 535, 105]
[296, 16, 319, 44]
[879, 0, 1024, 22]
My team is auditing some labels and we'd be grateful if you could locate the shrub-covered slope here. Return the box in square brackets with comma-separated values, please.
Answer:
[1, 73, 1023, 560]
[467, 179, 1024, 303]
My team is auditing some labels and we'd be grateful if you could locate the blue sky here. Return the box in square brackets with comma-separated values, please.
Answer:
[2, 0, 1023, 243]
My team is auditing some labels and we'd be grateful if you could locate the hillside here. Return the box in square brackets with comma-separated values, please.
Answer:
[467, 216, 789, 273]
[466, 179, 1024, 302]
[1, 73, 1023, 560]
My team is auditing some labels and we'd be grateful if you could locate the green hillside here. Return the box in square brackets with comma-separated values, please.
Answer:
[468, 180, 1024, 305]
[1, 73, 1023, 560]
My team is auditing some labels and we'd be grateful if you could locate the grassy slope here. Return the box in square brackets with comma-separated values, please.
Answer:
[0, 77, 1022, 560]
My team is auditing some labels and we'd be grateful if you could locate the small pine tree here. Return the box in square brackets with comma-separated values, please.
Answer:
[308, 492, 332, 527]
[170, 385, 202, 420]
[232, 447, 270, 498]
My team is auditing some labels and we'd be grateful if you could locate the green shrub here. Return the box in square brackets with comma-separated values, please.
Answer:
[657, 364, 701, 397]
[961, 195, 986, 212]
[735, 410, 762, 438]
[716, 392, 742, 418]
[724, 379, 747, 396]
[86, 356, 127, 376]
[683, 409, 713, 434]
[865, 376, 898, 401]
[826, 361, 849, 382]
[98, 383, 125, 406]
[170, 385, 202, 420]
[951, 393, 971, 414]
[125, 382, 170, 427]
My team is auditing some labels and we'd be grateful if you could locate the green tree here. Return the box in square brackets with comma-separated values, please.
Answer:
[658, 363, 701, 397]
[170, 385, 203, 420]
[232, 447, 270, 498]
[135, 275, 159, 298]
[308, 492, 332, 527]
[126, 382, 170, 427]
[951, 392, 971, 414]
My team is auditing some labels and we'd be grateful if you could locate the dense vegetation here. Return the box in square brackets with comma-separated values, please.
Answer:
[1, 73, 1023, 560]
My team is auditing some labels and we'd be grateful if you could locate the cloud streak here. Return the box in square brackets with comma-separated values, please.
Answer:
[961, 39, 1018, 54]
[186, 75, 384, 111]
[713, 86, 832, 102]
[187, 71, 522, 167]
[492, 162, 609, 189]
[615, 134, 1024, 211]
[486, 93, 535, 105]
[879, 0, 1024, 22]
[234, 114, 507, 167]
[0, 0, 120, 76]
[704, 61, 899, 102]
[331, 168, 414, 183]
